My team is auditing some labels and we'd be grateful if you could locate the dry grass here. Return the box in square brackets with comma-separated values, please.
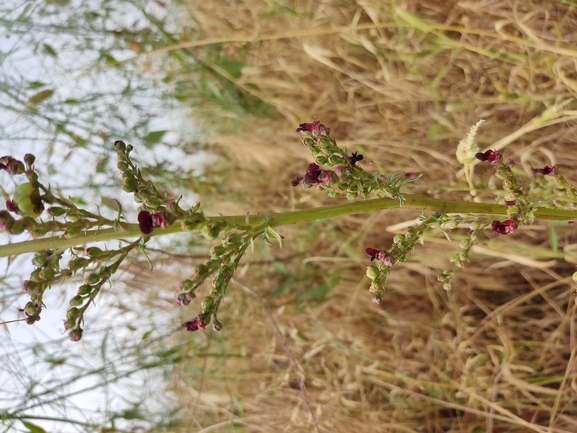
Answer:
[140, 1, 577, 431]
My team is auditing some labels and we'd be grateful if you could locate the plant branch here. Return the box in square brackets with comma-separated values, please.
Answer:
[2, 193, 576, 258]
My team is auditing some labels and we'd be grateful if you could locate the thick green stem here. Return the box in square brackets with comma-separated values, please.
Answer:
[1, 193, 576, 258]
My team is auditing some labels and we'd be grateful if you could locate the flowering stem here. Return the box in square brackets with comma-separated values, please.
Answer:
[2, 193, 576, 258]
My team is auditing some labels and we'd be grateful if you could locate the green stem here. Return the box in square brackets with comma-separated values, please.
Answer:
[2, 193, 577, 258]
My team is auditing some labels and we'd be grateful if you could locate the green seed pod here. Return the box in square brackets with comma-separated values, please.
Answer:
[70, 295, 84, 307]
[122, 177, 139, 193]
[48, 206, 66, 216]
[39, 268, 55, 281]
[87, 247, 104, 258]
[9, 223, 25, 235]
[68, 258, 89, 271]
[145, 197, 161, 208]
[202, 296, 214, 310]
[32, 227, 48, 237]
[32, 253, 48, 268]
[85, 273, 100, 285]
[64, 226, 82, 238]
[78, 284, 92, 295]
[366, 265, 379, 280]
[315, 156, 328, 166]
[117, 161, 129, 171]
[64, 318, 77, 330]
[180, 279, 194, 292]
[66, 307, 81, 319]
[12, 182, 44, 217]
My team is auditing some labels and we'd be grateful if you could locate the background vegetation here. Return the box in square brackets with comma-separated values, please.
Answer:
[2, 0, 577, 432]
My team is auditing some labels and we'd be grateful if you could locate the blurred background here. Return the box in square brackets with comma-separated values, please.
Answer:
[1, 0, 577, 432]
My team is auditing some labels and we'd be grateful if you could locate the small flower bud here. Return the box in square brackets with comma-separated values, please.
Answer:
[23, 302, 39, 317]
[64, 318, 77, 330]
[48, 206, 67, 216]
[213, 318, 223, 332]
[68, 328, 83, 342]
[85, 273, 100, 285]
[113, 140, 126, 152]
[87, 247, 104, 258]
[366, 265, 379, 280]
[32, 253, 48, 268]
[202, 296, 214, 309]
[122, 178, 139, 193]
[39, 268, 55, 281]
[12, 182, 44, 217]
[67, 307, 82, 319]
[23, 153, 36, 167]
[70, 295, 84, 307]
[78, 284, 92, 295]
[117, 161, 129, 171]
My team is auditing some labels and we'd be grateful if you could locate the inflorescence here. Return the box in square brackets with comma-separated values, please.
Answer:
[2, 119, 576, 341]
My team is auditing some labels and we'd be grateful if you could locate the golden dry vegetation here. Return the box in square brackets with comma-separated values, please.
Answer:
[138, 1, 577, 432]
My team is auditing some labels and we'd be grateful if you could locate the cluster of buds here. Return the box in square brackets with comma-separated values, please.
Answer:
[292, 120, 419, 204]
[364, 213, 444, 304]
[179, 226, 262, 333]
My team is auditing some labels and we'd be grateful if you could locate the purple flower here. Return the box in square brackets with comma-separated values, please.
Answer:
[304, 163, 334, 186]
[505, 159, 515, 167]
[475, 150, 502, 165]
[491, 219, 517, 235]
[176, 292, 195, 306]
[291, 174, 304, 187]
[533, 165, 555, 176]
[182, 315, 207, 332]
[505, 199, 520, 206]
[6, 200, 17, 214]
[138, 210, 169, 234]
[405, 172, 419, 179]
[0, 156, 25, 175]
[296, 119, 327, 136]
[347, 151, 364, 168]
[365, 248, 393, 265]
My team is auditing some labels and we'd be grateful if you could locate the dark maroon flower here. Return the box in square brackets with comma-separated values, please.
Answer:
[304, 163, 334, 186]
[6, 200, 17, 214]
[405, 172, 419, 179]
[0, 156, 25, 175]
[291, 174, 304, 187]
[365, 248, 393, 265]
[176, 292, 195, 306]
[347, 151, 364, 167]
[182, 315, 207, 332]
[296, 119, 327, 137]
[137, 210, 169, 234]
[505, 159, 515, 167]
[491, 219, 517, 235]
[533, 165, 555, 176]
[505, 199, 520, 206]
[475, 150, 502, 165]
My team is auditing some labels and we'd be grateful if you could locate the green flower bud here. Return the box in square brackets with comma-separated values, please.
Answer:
[202, 296, 214, 309]
[24, 302, 39, 316]
[87, 247, 104, 258]
[39, 268, 55, 281]
[9, 223, 25, 235]
[69, 295, 84, 306]
[48, 207, 66, 216]
[180, 279, 194, 292]
[64, 318, 77, 330]
[113, 140, 126, 152]
[366, 265, 379, 280]
[78, 284, 92, 295]
[32, 253, 48, 268]
[304, 138, 315, 147]
[67, 307, 82, 319]
[145, 197, 161, 208]
[68, 257, 89, 271]
[24, 153, 36, 167]
[117, 161, 129, 171]
[315, 156, 328, 166]
[64, 227, 82, 238]
[346, 192, 357, 200]
[122, 178, 138, 193]
[85, 273, 100, 285]
[12, 182, 44, 217]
